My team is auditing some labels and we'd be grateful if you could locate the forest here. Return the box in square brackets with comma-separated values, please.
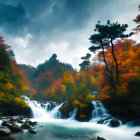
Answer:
[0, 5, 140, 122]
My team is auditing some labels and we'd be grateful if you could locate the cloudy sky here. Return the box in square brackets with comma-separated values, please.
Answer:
[0, 0, 140, 69]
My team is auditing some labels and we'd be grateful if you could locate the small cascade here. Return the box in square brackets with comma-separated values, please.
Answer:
[23, 96, 50, 119]
[43, 102, 51, 111]
[49, 103, 63, 118]
[69, 108, 78, 120]
[91, 101, 111, 123]
[22, 96, 62, 120]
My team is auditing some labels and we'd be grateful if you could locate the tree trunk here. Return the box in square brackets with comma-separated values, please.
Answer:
[110, 39, 119, 84]
[101, 43, 114, 85]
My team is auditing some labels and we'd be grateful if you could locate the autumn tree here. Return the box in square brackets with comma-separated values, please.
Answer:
[89, 21, 133, 84]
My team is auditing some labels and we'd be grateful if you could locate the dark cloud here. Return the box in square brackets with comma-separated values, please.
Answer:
[0, 2, 29, 34]
[0, 0, 139, 69]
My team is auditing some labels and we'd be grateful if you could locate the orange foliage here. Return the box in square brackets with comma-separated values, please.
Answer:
[97, 39, 140, 98]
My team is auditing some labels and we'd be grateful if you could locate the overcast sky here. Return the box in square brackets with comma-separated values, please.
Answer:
[0, 0, 140, 69]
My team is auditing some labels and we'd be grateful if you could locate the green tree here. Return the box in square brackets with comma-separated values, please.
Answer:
[0, 44, 10, 71]
[79, 53, 91, 71]
[89, 21, 133, 84]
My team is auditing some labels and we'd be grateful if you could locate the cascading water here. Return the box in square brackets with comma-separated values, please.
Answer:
[90, 101, 121, 126]
[91, 101, 111, 120]
[69, 108, 78, 120]
[49, 103, 63, 119]
[23, 96, 116, 123]
[23, 96, 63, 120]
[20, 96, 140, 140]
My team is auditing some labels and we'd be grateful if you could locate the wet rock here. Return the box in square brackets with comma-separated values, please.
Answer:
[21, 122, 31, 129]
[133, 119, 140, 126]
[97, 118, 109, 124]
[10, 124, 22, 133]
[76, 102, 93, 121]
[50, 101, 56, 110]
[27, 128, 37, 134]
[9, 118, 16, 123]
[16, 119, 24, 124]
[1, 121, 11, 128]
[97, 136, 106, 140]
[110, 119, 120, 127]
[0, 126, 11, 136]
[25, 120, 37, 126]
[19, 116, 24, 120]
[135, 132, 140, 136]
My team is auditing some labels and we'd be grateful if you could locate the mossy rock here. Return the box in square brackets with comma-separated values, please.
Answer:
[76, 102, 93, 121]
[0, 98, 32, 117]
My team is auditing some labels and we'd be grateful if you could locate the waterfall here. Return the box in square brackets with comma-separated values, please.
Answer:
[49, 103, 63, 119]
[22, 96, 62, 120]
[69, 108, 78, 120]
[90, 101, 111, 123]
[23, 95, 120, 126]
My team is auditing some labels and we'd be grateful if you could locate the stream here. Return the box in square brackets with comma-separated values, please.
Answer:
[13, 96, 140, 140]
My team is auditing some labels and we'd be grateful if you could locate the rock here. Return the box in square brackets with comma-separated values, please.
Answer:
[0, 135, 18, 140]
[1, 121, 11, 128]
[19, 116, 24, 120]
[133, 119, 140, 126]
[27, 128, 37, 134]
[16, 119, 24, 124]
[9, 118, 16, 123]
[110, 119, 120, 127]
[97, 136, 106, 140]
[135, 132, 140, 136]
[25, 120, 37, 126]
[76, 102, 93, 121]
[21, 122, 31, 129]
[50, 101, 56, 110]
[0, 126, 11, 136]
[10, 124, 22, 133]
[97, 118, 109, 124]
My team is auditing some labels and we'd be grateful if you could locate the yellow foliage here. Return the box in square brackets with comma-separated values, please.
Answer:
[14, 97, 29, 108]
[5, 83, 14, 91]
[86, 94, 95, 102]
[0, 92, 4, 100]
[63, 71, 75, 85]
[60, 84, 66, 93]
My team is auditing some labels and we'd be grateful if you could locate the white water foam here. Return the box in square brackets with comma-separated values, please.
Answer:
[22, 96, 140, 140]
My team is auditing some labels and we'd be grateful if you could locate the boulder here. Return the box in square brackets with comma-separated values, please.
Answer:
[16, 119, 24, 124]
[19, 116, 24, 120]
[135, 132, 140, 136]
[97, 118, 109, 124]
[97, 136, 106, 140]
[27, 128, 37, 134]
[110, 119, 120, 127]
[1, 121, 11, 128]
[10, 124, 22, 133]
[76, 102, 93, 121]
[9, 118, 16, 123]
[0, 126, 11, 136]
[25, 120, 37, 126]
[21, 122, 31, 129]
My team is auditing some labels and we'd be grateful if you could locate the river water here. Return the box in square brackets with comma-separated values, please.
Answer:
[14, 96, 140, 140]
